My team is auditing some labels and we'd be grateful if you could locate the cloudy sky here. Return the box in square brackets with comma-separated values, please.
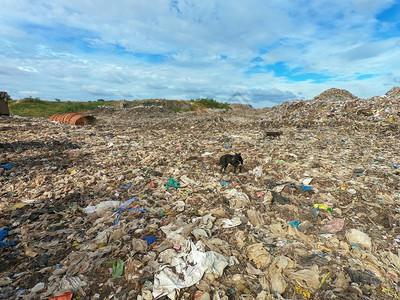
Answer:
[1, 0, 400, 107]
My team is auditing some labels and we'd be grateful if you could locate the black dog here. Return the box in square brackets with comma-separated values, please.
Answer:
[219, 153, 243, 173]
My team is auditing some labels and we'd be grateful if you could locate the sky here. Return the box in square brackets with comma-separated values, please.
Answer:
[1, 0, 400, 108]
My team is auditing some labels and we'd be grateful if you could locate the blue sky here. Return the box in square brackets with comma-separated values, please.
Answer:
[1, 0, 400, 108]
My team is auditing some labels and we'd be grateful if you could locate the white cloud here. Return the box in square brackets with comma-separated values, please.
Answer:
[81, 85, 113, 96]
[19, 90, 39, 95]
[18, 66, 38, 72]
[1, 0, 400, 105]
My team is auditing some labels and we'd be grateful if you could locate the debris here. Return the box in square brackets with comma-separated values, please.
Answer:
[142, 236, 157, 245]
[295, 285, 312, 299]
[345, 229, 372, 251]
[104, 259, 125, 279]
[319, 271, 332, 288]
[291, 268, 320, 291]
[83, 201, 121, 214]
[0, 229, 14, 247]
[152, 241, 228, 299]
[289, 220, 300, 230]
[0, 163, 13, 170]
[299, 254, 328, 267]
[301, 184, 312, 191]
[271, 191, 291, 205]
[321, 218, 344, 234]
[313, 203, 333, 212]
[165, 177, 180, 188]
[347, 269, 381, 287]
[31, 282, 45, 293]
[264, 131, 283, 137]
[247, 243, 271, 269]
[2, 86, 400, 299]
[50, 292, 73, 300]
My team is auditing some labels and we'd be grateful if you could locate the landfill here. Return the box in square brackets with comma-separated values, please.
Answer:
[1, 87, 400, 299]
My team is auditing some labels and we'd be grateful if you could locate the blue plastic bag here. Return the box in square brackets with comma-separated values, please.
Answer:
[301, 184, 312, 191]
[0, 163, 13, 170]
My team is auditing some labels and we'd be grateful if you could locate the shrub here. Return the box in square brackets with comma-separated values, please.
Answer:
[191, 98, 230, 111]
[65, 101, 86, 112]
[170, 107, 182, 113]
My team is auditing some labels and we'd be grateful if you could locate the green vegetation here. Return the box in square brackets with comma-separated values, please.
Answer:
[170, 107, 183, 113]
[7, 96, 231, 117]
[168, 99, 230, 113]
[191, 98, 230, 111]
[9, 97, 113, 118]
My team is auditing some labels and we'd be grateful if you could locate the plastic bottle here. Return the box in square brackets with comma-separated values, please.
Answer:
[119, 197, 136, 210]
[83, 201, 121, 214]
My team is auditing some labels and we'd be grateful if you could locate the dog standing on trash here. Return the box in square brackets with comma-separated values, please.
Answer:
[219, 153, 243, 173]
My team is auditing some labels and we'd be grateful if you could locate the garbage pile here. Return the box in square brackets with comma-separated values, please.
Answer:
[1, 88, 400, 299]
[312, 88, 360, 102]
[263, 87, 400, 130]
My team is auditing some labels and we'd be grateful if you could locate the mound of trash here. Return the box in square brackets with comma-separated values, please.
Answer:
[312, 88, 360, 102]
[383, 86, 400, 98]
[1, 88, 400, 299]
[113, 99, 196, 112]
[262, 87, 400, 129]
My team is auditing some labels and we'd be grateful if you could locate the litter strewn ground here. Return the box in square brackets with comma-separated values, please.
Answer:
[1, 87, 400, 299]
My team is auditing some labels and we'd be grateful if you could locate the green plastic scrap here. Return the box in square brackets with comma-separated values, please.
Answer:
[165, 177, 180, 189]
[105, 259, 125, 278]
[144, 280, 153, 288]
[113, 259, 124, 278]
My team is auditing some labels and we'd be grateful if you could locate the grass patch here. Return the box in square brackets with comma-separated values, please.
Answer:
[7, 97, 231, 117]
[9, 98, 114, 117]
[170, 107, 183, 113]
[190, 98, 230, 111]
